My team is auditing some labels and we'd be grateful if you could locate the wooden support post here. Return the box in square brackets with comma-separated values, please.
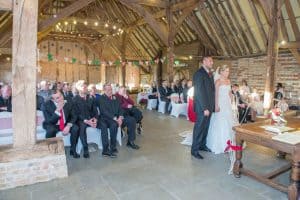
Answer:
[12, 0, 38, 147]
[120, 32, 128, 87]
[166, 3, 174, 83]
[263, 0, 280, 111]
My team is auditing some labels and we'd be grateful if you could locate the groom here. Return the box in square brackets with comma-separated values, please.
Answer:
[191, 56, 215, 159]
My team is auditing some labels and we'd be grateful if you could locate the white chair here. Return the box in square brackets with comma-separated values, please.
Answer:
[158, 95, 166, 114]
[170, 102, 188, 118]
[147, 99, 157, 110]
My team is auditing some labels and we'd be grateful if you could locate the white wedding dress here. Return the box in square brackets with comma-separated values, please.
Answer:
[206, 84, 238, 154]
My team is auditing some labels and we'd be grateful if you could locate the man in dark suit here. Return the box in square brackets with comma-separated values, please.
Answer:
[98, 84, 139, 158]
[42, 89, 80, 158]
[158, 80, 171, 112]
[62, 82, 74, 102]
[72, 80, 99, 158]
[191, 56, 215, 159]
[0, 85, 12, 112]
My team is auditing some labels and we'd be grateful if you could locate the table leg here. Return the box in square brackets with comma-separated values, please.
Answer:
[288, 160, 300, 200]
[233, 137, 243, 178]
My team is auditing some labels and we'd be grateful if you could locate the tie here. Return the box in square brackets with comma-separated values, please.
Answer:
[208, 71, 213, 77]
[59, 109, 65, 131]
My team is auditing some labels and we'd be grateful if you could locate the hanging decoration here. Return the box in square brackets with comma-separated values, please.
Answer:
[47, 53, 53, 61]
[72, 58, 77, 64]
[114, 59, 121, 66]
[92, 59, 100, 66]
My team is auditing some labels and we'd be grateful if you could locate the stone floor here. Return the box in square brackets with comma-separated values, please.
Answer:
[0, 110, 289, 200]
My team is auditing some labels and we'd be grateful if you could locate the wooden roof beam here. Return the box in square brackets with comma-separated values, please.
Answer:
[279, 41, 300, 49]
[126, 0, 167, 8]
[120, 0, 168, 46]
[0, 0, 12, 11]
[38, 0, 95, 32]
[0, 47, 11, 54]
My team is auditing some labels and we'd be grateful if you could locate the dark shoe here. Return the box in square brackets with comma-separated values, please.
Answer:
[110, 152, 117, 158]
[200, 146, 212, 152]
[102, 151, 111, 157]
[191, 152, 204, 159]
[127, 141, 140, 150]
[83, 151, 90, 158]
[70, 150, 80, 158]
[137, 123, 142, 134]
[111, 148, 118, 154]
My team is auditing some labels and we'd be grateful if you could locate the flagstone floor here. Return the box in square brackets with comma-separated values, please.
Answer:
[0, 110, 288, 200]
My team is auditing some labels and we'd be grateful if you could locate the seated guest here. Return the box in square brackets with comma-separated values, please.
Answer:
[38, 80, 52, 102]
[41, 89, 80, 158]
[98, 84, 139, 158]
[116, 86, 143, 134]
[178, 79, 187, 100]
[62, 82, 73, 102]
[183, 80, 192, 103]
[170, 82, 178, 94]
[148, 82, 158, 99]
[158, 80, 171, 112]
[73, 80, 99, 158]
[71, 82, 78, 97]
[232, 84, 250, 123]
[88, 84, 101, 101]
[240, 79, 251, 101]
[0, 85, 12, 112]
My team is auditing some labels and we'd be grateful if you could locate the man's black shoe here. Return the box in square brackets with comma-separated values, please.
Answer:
[111, 148, 118, 154]
[191, 152, 204, 159]
[127, 141, 140, 150]
[83, 151, 90, 158]
[102, 151, 111, 157]
[199, 146, 212, 152]
[110, 152, 117, 158]
[70, 150, 80, 158]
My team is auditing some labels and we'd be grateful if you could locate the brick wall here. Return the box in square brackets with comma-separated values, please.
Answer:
[0, 155, 68, 190]
[217, 52, 300, 104]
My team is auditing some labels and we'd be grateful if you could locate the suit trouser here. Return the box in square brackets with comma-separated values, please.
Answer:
[191, 112, 212, 153]
[125, 107, 143, 123]
[44, 124, 79, 153]
[122, 116, 136, 142]
[99, 119, 118, 152]
[78, 121, 90, 152]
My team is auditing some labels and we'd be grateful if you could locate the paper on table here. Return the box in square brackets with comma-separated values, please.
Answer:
[272, 133, 300, 145]
[260, 125, 295, 134]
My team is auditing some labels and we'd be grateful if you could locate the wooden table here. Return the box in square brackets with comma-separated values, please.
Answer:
[233, 117, 300, 200]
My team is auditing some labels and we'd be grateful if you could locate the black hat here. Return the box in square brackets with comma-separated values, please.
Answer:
[276, 83, 283, 88]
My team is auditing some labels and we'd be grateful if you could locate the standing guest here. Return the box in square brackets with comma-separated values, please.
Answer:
[38, 80, 52, 102]
[116, 86, 143, 134]
[42, 89, 80, 158]
[232, 84, 251, 123]
[62, 82, 73, 102]
[191, 56, 215, 159]
[73, 80, 98, 158]
[158, 80, 171, 112]
[239, 79, 251, 101]
[0, 85, 12, 112]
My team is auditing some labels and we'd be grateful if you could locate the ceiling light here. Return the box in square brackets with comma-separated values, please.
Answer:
[105, 23, 109, 28]
[6, 57, 10, 61]
[64, 21, 68, 25]
[280, 40, 286, 45]
[189, 55, 193, 59]
[113, 25, 117, 30]
[84, 21, 88, 25]
[73, 20, 77, 25]
[94, 22, 98, 26]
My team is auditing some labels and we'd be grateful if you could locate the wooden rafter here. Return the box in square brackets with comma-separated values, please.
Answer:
[0, 0, 12, 11]
[119, 0, 168, 46]
[257, 0, 272, 25]
[38, 0, 95, 32]
[127, 0, 167, 8]
[0, 47, 11, 54]
[280, 41, 300, 49]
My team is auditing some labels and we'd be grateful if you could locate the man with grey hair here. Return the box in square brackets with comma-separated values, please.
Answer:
[38, 80, 52, 102]
[0, 84, 12, 112]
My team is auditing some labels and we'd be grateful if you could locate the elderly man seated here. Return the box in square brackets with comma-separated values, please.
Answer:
[116, 86, 143, 134]
[0, 85, 12, 112]
[42, 89, 80, 158]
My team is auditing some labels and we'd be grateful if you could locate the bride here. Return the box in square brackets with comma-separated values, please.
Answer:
[206, 65, 238, 156]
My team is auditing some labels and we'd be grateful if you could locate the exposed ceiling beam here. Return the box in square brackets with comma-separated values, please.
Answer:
[279, 41, 300, 49]
[284, 0, 300, 41]
[0, 29, 12, 47]
[0, 47, 11, 54]
[127, 0, 167, 8]
[120, 0, 168, 46]
[257, 0, 272, 25]
[38, 0, 95, 32]
[0, 0, 12, 11]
